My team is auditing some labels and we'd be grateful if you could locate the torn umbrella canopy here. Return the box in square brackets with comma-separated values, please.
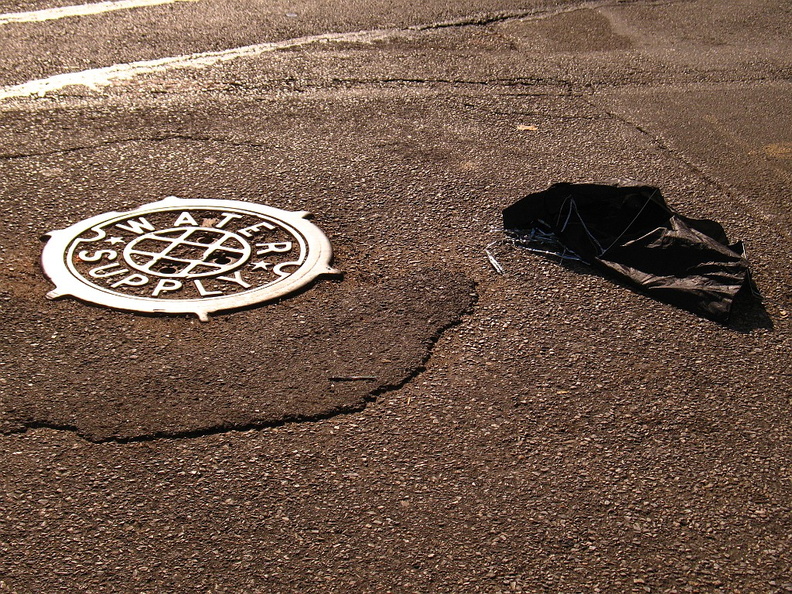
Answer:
[502, 183, 754, 323]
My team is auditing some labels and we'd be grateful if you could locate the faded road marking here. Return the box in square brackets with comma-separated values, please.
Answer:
[0, 28, 401, 100]
[0, 2, 608, 100]
[0, 0, 197, 26]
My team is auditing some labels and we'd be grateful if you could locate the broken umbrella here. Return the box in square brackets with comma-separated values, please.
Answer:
[500, 183, 756, 323]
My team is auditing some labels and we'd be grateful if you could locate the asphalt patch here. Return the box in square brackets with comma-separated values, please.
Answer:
[1, 266, 475, 442]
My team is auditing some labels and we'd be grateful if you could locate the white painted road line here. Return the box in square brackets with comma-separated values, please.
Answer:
[0, 28, 401, 100]
[0, 0, 197, 26]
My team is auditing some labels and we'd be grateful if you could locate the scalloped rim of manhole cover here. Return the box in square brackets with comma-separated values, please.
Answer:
[41, 196, 339, 321]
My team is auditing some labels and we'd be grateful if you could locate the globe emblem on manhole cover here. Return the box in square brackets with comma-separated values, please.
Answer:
[124, 227, 252, 279]
[41, 197, 339, 321]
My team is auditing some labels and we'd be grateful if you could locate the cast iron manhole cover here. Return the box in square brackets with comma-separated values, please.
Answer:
[41, 197, 338, 320]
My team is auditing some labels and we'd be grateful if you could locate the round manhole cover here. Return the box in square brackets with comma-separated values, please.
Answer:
[41, 196, 338, 320]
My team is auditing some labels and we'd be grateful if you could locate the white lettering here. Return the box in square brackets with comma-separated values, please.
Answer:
[173, 211, 199, 227]
[116, 216, 155, 235]
[256, 241, 292, 255]
[152, 279, 183, 296]
[273, 261, 299, 279]
[111, 273, 149, 288]
[78, 249, 117, 262]
[214, 212, 243, 229]
[216, 271, 251, 289]
[89, 262, 128, 278]
[238, 221, 275, 237]
[193, 280, 222, 296]
[77, 226, 107, 243]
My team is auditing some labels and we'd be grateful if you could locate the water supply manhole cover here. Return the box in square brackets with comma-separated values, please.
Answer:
[41, 197, 338, 320]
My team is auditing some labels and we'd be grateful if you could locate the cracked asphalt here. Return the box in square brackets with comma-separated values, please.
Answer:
[1, 0, 791, 591]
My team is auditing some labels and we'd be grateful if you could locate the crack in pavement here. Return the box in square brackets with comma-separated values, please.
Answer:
[587, 96, 792, 244]
[0, 134, 279, 160]
[330, 77, 579, 90]
[0, 83, 580, 159]
[0, 76, 581, 105]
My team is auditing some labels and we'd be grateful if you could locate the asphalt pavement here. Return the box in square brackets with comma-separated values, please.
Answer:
[1, 0, 790, 591]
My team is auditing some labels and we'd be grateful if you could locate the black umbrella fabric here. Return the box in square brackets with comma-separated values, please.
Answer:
[502, 183, 754, 323]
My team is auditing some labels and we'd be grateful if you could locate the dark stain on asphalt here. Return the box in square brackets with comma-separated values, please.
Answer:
[1, 268, 476, 442]
[498, 8, 633, 53]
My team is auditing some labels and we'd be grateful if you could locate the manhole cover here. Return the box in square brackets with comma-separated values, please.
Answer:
[41, 196, 338, 320]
